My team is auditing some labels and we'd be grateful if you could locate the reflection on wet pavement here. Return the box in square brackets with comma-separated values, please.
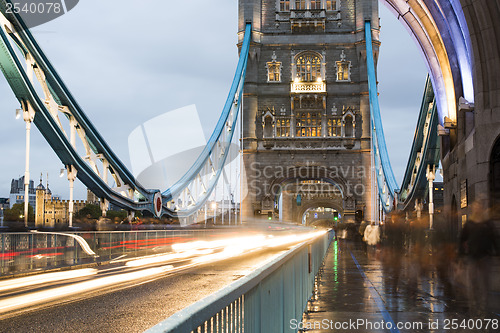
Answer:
[302, 240, 500, 332]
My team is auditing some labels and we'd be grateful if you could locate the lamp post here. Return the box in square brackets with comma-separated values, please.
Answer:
[20, 105, 35, 228]
[66, 165, 78, 228]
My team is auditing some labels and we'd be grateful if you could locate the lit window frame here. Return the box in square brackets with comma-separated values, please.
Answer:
[325, 0, 337, 11]
[327, 117, 342, 137]
[296, 112, 322, 137]
[275, 117, 291, 137]
[335, 50, 351, 82]
[295, 52, 322, 82]
[279, 0, 290, 11]
[266, 62, 282, 83]
[266, 51, 282, 83]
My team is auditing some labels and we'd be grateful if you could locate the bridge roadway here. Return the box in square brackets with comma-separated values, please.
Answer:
[0, 227, 314, 332]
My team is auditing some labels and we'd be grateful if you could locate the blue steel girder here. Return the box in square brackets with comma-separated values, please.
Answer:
[366, 22, 440, 214]
[161, 23, 251, 217]
[0, 3, 157, 213]
[398, 76, 440, 210]
[365, 21, 398, 213]
[0, 0, 252, 219]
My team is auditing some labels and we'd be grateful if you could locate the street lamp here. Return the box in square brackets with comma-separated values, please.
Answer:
[17, 104, 35, 228]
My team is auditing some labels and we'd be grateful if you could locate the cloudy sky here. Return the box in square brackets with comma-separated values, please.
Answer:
[0, 0, 428, 200]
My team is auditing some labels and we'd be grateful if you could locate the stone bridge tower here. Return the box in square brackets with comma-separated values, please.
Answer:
[238, 0, 379, 224]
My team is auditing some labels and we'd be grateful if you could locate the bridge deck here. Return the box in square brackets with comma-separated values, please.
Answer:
[302, 239, 500, 332]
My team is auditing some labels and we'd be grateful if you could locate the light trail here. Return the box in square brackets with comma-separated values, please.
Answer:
[0, 229, 327, 315]
[0, 269, 98, 293]
[0, 266, 174, 314]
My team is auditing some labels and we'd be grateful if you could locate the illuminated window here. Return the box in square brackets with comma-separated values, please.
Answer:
[279, 0, 290, 11]
[296, 52, 322, 82]
[268, 63, 281, 82]
[327, 118, 341, 137]
[296, 112, 321, 137]
[266, 52, 282, 82]
[295, 0, 306, 10]
[326, 0, 337, 11]
[276, 117, 290, 137]
[336, 50, 351, 82]
[310, 0, 321, 9]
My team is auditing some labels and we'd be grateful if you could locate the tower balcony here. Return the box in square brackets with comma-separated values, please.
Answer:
[290, 9, 326, 20]
[290, 9, 326, 32]
[291, 81, 326, 93]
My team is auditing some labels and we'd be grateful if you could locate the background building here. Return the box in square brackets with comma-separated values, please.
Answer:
[9, 176, 35, 209]
[35, 177, 85, 227]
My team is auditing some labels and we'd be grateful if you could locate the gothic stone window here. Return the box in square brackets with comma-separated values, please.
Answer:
[296, 112, 321, 137]
[326, 0, 337, 11]
[327, 117, 341, 137]
[263, 115, 274, 138]
[296, 52, 322, 82]
[276, 117, 290, 137]
[279, 0, 290, 11]
[266, 52, 282, 82]
[295, 0, 306, 10]
[310, 0, 321, 9]
[344, 114, 354, 137]
[336, 50, 351, 82]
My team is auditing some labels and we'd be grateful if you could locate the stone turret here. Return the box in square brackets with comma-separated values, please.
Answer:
[35, 173, 45, 227]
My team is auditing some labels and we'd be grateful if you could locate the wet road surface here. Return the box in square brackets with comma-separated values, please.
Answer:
[0, 246, 291, 333]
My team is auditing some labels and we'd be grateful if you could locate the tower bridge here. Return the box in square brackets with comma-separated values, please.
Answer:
[0, 0, 499, 330]
[0, 0, 497, 229]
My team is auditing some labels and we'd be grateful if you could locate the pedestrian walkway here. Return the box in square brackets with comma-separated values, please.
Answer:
[302, 239, 500, 332]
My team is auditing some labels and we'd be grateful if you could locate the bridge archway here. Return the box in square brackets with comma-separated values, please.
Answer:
[381, 0, 474, 125]
[299, 204, 343, 227]
[274, 176, 346, 224]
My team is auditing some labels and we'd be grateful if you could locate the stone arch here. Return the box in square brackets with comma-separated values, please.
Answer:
[381, 0, 475, 124]
[343, 112, 354, 138]
[297, 200, 344, 225]
[266, 165, 353, 223]
[262, 110, 274, 138]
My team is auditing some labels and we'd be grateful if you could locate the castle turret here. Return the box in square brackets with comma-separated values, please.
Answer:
[35, 173, 45, 227]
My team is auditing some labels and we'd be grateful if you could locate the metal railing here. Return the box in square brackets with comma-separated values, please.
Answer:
[146, 230, 333, 333]
[0, 229, 236, 276]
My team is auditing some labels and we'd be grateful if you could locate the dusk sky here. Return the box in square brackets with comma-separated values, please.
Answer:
[0, 0, 428, 200]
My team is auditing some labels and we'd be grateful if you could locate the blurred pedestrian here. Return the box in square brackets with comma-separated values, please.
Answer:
[359, 220, 368, 252]
[383, 214, 406, 292]
[364, 221, 380, 246]
[459, 200, 499, 314]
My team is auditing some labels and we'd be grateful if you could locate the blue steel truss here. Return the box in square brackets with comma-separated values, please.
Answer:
[365, 21, 440, 213]
[0, 0, 251, 218]
[0, 2, 440, 220]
